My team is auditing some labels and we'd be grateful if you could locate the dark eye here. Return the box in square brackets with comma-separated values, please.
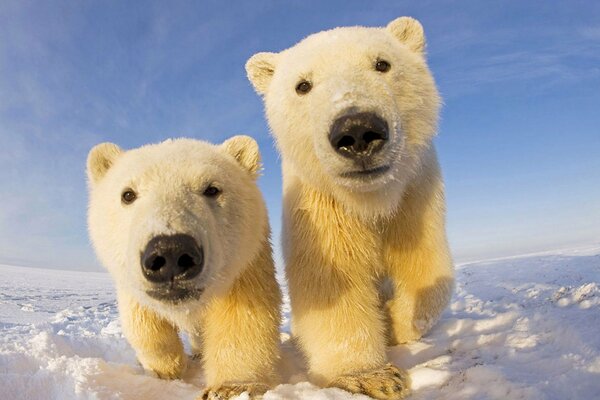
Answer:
[121, 189, 137, 205]
[295, 80, 312, 95]
[375, 60, 391, 72]
[203, 185, 221, 198]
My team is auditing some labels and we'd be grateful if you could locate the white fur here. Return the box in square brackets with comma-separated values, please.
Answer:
[88, 138, 266, 315]
[247, 18, 440, 219]
[87, 137, 281, 394]
[247, 17, 454, 398]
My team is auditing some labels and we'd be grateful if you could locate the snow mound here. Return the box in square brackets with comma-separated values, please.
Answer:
[1, 247, 599, 399]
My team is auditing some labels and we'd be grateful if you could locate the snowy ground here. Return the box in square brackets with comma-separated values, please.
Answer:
[1, 245, 599, 400]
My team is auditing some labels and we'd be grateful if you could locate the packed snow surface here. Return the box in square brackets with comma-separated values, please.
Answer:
[1, 245, 599, 399]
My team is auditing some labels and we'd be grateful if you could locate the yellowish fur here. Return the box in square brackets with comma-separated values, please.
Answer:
[117, 290, 187, 379]
[114, 237, 281, 390]
[247, 17, 454, 398]
[87, 137, 281, 398]
[200, 239, 281, 387]
[283, 150, 452, 383]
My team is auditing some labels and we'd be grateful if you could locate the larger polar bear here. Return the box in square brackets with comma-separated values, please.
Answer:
[246, 17, 454, 399]
[87, 137, 281, 399]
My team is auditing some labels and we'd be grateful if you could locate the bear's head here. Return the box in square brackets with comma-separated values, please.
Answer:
[246, 17, 440, 217]
[87, 137, 266, 310]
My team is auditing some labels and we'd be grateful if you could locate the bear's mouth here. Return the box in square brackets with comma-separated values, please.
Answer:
[145, 285, 204, 303]
[340, 164, 391, 178]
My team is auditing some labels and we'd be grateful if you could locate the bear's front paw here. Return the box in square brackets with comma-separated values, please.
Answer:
[199, 383, 269, 400]
[140, 352, 187, 380]
[328, 363, 411, 400]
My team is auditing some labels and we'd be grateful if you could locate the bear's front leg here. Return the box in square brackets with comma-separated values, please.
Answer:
[198, 244, 281, 399]
[383, 156, 454, 344]
[117, 291, 186, 379]
[284, 201, 410, 399]
[288, 264, 410, 399]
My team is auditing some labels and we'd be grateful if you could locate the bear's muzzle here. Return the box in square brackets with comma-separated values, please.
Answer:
[140, 234, 204, 284]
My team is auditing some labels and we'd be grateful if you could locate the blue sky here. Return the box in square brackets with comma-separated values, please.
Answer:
[1, 0, 599, 271]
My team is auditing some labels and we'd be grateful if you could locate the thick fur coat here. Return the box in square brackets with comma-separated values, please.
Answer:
[246, 17, 454, 399]
[87, 137, 281, 399]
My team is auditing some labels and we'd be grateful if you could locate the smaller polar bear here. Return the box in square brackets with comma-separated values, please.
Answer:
[246, 17, 454, 399]
[87, 136, 281, 399]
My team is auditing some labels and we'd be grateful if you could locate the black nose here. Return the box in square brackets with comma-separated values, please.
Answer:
[329, 112, 389, 159]
[141, 234, 203, 283]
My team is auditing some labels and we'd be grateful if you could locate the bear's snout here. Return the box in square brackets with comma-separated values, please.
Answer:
[329, 112, 389, 160]
[141, 234, 204, 284]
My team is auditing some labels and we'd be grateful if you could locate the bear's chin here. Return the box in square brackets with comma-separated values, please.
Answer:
[332, 166, 398, 193]
[145, 285, 204, 304]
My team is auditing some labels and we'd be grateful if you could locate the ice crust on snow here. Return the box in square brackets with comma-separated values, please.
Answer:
[1, 246, 599, 399]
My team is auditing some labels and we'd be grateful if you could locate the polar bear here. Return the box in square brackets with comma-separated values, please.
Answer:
[246, 17, 454, 399]
[86, 136, 281, 399]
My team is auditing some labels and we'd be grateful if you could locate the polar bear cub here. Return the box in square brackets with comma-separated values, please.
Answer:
[87, 136, 281, 399]
[246, 17, 454, 399]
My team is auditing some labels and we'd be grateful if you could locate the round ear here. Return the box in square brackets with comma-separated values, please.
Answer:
[221, 135, 262, 179]
[386, 17, 426, 54]
[245, 52, 279, 95]
[87, 142, 123, 185]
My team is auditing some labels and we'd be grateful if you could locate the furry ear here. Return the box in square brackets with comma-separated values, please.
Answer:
[386, 17, 426, 54]
[87, 142, 123, 185]
[245, 52, 278, 95]
[221, 135, 261, 179]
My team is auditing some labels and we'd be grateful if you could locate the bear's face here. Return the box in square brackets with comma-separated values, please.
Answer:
[247, 17, 440, 211]
[87, 137, 266, 311]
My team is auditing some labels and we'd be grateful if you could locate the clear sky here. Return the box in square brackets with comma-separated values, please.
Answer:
[1, 0, 599, 271]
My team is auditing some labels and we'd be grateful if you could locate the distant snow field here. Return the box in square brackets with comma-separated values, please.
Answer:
[1, 246, 599, 400]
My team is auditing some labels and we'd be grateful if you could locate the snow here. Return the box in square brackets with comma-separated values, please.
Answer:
[1, 246, 599, 400]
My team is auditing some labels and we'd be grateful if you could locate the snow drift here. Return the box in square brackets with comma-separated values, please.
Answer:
[1, 246, 599, 399]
